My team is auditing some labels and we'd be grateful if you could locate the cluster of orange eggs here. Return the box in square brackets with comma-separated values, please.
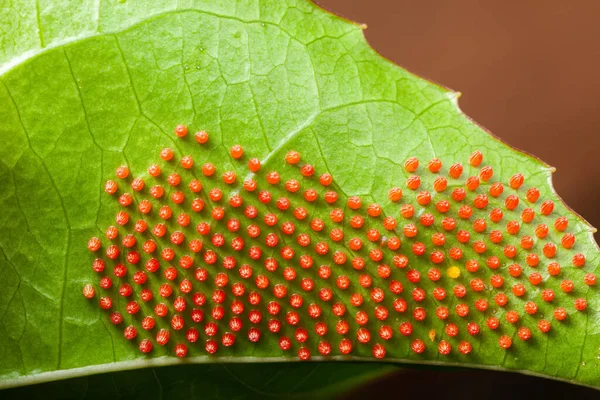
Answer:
[85, 125, 593, 359]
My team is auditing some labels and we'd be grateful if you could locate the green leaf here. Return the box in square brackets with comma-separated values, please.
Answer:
[1, 0, 599, 395]
[2, 363, 399, 399]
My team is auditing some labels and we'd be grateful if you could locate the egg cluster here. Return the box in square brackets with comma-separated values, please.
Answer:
[85, 125, 593, 360]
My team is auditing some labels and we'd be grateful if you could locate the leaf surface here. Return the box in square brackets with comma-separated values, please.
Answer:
[0, 0, 599, 394]
[2, 363, 398, 399]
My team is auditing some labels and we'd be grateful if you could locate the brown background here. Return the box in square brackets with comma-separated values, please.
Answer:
[315, 0, 600, 398]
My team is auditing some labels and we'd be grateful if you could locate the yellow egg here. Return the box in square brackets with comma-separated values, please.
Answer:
[447, 266, 461, 279]
[428, 329, 437, 342]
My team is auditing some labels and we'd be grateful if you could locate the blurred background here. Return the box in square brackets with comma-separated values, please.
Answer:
[315, 0, 600, 398]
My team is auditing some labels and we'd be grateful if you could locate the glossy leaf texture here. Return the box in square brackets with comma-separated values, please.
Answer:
[0, 0, 599, 393]
[2, 363, 398, 399]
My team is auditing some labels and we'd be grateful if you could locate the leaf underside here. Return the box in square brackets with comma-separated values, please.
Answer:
[0, 0, 599, 394]
[6, 362, 399, 400]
